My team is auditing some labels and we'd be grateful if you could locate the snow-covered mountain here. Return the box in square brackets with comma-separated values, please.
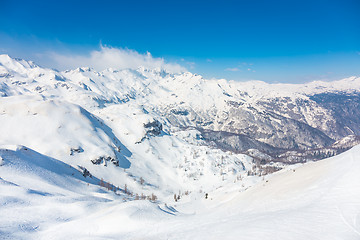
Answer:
[0, 54, 261, 200]
[1, 54, 360, 161]
[1, 54, 360, 239]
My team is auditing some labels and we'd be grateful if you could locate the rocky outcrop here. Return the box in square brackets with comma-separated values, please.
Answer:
[144, 119, 163, 137]
[91, 156, 119, 166]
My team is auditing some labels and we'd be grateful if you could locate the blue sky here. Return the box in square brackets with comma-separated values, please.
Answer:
[1, 0, 360, 83]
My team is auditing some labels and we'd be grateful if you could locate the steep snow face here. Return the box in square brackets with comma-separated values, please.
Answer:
[0, 95, 119, 162]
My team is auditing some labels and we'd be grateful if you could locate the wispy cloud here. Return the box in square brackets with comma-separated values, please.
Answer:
[48, 45, 186, 73]
[180, 58, 196, 69]
[225, 62, 256, 73]
[186, 61, 196, 69]
[225, 67, 241, 72]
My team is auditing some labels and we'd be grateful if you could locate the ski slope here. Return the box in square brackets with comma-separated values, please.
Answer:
[1, 144, 359, 239]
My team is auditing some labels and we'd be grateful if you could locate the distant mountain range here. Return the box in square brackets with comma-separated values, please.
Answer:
[1, 53, 359, 172]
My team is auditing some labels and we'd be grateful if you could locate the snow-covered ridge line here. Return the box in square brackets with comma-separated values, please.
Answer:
[1, 53, 359, 97]
[1, 53, 360, 161]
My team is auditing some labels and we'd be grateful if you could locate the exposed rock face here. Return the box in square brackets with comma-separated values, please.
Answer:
[70, 147, 84, 155]
[78, 166, 92, 178]
[91, 156, 119, 166]
[144, 119, 162, 137]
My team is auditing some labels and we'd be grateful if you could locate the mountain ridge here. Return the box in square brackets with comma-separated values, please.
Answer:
[1, 54, 360, 164]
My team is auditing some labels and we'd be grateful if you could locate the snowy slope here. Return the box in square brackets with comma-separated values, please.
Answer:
[2, 143, 359, 239]
[0, 145, 113, 239]
[48, 145, 360, 240]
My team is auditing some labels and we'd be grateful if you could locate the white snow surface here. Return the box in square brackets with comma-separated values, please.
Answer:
[1, 54, 360, 239]
[1, 144, 360, 239]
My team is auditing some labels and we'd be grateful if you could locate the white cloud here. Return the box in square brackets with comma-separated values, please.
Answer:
[225, 67, 240, 72]
[48, 45, 186, 73]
